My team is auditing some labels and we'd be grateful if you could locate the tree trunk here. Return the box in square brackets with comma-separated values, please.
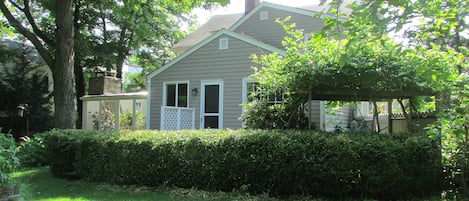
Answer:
[74, 60, 84, 128]
[74, 1, 84, 129]
[54, 0, 75, 129]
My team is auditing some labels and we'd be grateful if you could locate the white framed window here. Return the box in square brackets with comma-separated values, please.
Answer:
[242, 78, 285, 104]
[242, 78, 260, 104]
[304, 33, 312, 42]
[163, 81, 189, 107]
[260, 11, 268, 20]
[219, 38, 228, 49]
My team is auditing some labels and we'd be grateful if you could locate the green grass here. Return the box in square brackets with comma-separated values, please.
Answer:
[12, 167, 179, 201]
[11, 167, 295, 201]
[11, 167, 445, 201]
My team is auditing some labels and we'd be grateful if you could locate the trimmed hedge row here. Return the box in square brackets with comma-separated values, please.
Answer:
[44, 129, 441, 200]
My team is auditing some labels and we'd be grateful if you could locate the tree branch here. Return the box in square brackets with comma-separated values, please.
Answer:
[0, 0, 54, 68]
[20, 0, 56, 47]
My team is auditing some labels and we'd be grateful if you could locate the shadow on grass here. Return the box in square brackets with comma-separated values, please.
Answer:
[12, 167, 443, 201]
[12, 167, 191, 201]
[13, 167, 306, 201]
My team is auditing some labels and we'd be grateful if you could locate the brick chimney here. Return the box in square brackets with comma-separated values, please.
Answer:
[245, 0, 260, 14]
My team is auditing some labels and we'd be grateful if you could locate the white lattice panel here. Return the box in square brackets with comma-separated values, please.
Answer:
[180, 109, 194, 129]
[161, 107, 195, 130]
[163, 107, 178, 130]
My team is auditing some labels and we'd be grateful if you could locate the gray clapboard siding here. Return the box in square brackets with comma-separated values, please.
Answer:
[325, 104, 354, 132]
[233, 7, 324, 49]
[149, 34, 271, 129]
[307, 100, 322, 129]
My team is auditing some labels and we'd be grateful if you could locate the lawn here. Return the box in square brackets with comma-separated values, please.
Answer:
[11, 167, 444, 201]
[11, 167, 297, 201]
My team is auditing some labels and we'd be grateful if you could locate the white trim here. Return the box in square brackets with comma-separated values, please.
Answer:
[241, 77, 258, 106]
[241, 77, 258, 127]
[260, 11, 268, 20]
[82, 100, 88, 129]
[146, 78, 151, 129]
[200, 80, 224, 129]
[147, 29, 285, 79]
[230, 2, 324, 31]
[80, 92, 148, 101]
[132, 99, 136, 130]
[162, 80, 190, 108]
[320, 101, 326, 130]
[114, 100, 120, 130]
[219, 38, 228, 49]
[304, 33, 312, 42]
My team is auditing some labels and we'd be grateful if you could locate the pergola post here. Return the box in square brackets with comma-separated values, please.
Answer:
[388, 100, 393, 134]
[132, 99, 137, 130]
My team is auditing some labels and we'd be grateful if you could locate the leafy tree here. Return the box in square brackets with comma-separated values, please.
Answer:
[1, 0, 228, 128]
[324, 0, 468, 195]
[0, 0, 76, 129]
[122, 72, 145, 92]
[0, 42, 53, 136]
[71, 0, 224, 127]
[251, 0, 467, 196]
[70, 0, 229, 128]
[248, 17, 460, 130]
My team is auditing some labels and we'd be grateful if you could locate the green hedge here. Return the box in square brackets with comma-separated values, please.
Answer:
[43, 129, 441, 200]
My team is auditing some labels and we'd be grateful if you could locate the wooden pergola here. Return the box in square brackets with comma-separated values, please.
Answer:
[301, 86, 439, 133]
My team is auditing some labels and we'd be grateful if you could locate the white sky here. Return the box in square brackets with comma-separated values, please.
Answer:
[193, 0, 320, 24]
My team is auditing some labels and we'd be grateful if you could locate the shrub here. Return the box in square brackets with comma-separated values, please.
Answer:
[43, 129, 441, 200]
[16, 133, 48, 167]
[0, 133, 19, 188]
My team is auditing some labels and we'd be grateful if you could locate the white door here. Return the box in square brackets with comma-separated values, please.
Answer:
[200, 80, 223, 129]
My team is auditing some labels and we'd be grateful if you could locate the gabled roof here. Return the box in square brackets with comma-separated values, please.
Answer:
[300, 0, 353, 16]
[173, 2, 349, 54]
[229, 1, 324, 30]
[148, 29, 285, 79]
[173, 13, 243, 53]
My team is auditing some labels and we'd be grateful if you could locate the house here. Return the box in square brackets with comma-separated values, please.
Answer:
[147, 0, 356, 130]
[147, 0, 431, 133]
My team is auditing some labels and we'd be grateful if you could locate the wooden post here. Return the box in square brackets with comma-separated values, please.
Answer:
[372, 101, 380, 133]
[114, 100, 120, 130]
[388, 99, 393, 134]
[132, 99, 137, 130]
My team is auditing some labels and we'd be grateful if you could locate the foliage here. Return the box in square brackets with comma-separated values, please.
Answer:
[0, 43, 53, 136]
[0, 133, 19, 188]
[43, 129, 441, 200]
[0, 0, 77, 129]
[16, 133, 48, 167]
[73, 0, 222, 78]
[119, 111, 145, 129]
[90, 108, 115, 131]
[252, 18, 459, 99]
[123, 72, 146, 92]
[248, 16, 460, 129]
[320, 0, 468, 196]
[1, 0, 229, 129]
[240, 98, 309, 129]
[241, 99, 289, 129]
